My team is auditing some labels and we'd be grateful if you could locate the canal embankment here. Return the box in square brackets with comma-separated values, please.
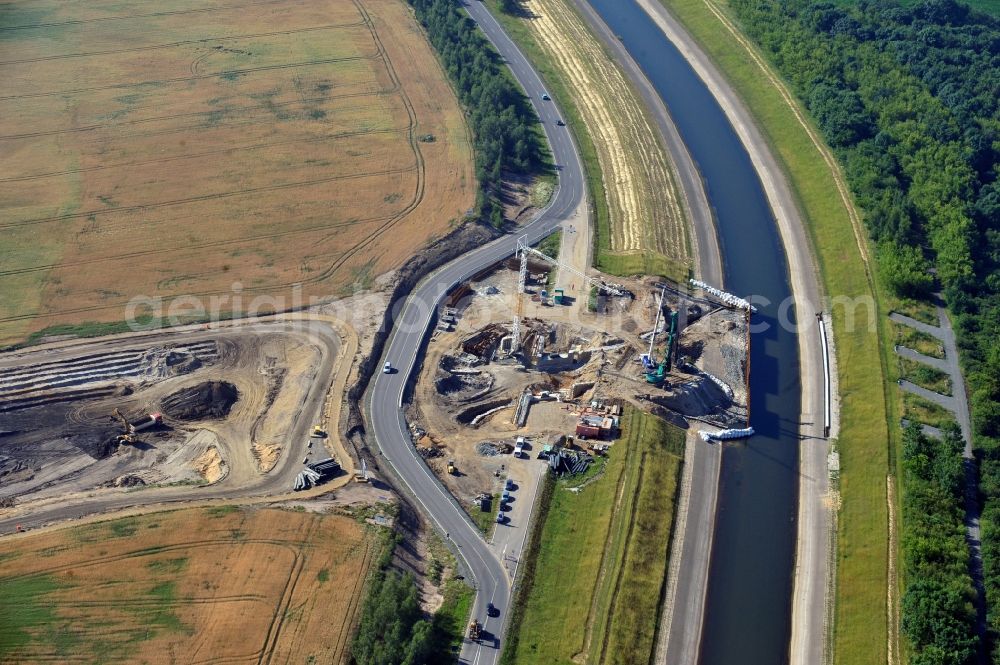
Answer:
[581, 1, 834, 663]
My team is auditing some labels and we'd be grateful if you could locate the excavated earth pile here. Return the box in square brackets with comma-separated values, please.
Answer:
[160, 382, 239, 421]
[435, 373, 494, 402]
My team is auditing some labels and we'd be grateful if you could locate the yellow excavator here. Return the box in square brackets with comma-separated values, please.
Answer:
[111, 408, 162, 445]
[112, 408, 136, 445]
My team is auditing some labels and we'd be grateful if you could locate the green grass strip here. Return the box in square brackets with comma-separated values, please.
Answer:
[502, 408, 683, 665]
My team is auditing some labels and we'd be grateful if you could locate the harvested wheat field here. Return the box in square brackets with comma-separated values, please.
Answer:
[0, 506, 377, 664]
[521, 0, 689, 278]
[0, 0, 474, 344]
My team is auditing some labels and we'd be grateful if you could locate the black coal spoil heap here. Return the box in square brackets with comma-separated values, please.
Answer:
[160, 381, 238, 421]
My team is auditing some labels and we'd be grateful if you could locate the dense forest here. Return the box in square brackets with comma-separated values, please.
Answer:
[899, 422, 978, 663]
[408, 0, 547, 226]
[725, 0, 1000, 661]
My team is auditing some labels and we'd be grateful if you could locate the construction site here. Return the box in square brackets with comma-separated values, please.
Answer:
[410, 237, 750, 513]
[0, 322, 346, 510]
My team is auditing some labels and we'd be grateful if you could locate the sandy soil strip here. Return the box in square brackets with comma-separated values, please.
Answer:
[524, 0, 688, 260]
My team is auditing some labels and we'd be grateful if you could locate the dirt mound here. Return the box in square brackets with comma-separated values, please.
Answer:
[435, 372, 493, 401]
[109, 474, 146, 488]
[164, 350, 202, 375]
[194, 446, 227, 483]
[161, 382, 239, 421]
[252, 442, 282, 474]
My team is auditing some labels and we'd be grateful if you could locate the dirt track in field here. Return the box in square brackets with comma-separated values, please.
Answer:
[0, 0, 474, 345]
[521, 0, 688, 262]
[0, 506, 375, 664]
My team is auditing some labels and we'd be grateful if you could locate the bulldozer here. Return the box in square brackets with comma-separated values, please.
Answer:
[447, 459, 456, 475]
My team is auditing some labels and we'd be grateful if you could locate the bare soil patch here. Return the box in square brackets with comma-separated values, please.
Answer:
[0, 326, 329, 503]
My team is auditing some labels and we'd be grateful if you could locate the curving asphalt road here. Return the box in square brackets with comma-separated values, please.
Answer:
[365, 4, 586, 663]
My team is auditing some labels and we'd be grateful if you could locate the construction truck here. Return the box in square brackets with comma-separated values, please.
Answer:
[312, 425, 326, 438]
[447, 459, 456, 475]
[468, 619, 482, 641]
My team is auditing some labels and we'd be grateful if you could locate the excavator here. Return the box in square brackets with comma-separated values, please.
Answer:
[112, 408, 136, 445]
[110, 408, 163, 445]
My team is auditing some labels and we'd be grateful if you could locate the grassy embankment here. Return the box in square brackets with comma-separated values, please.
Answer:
[537, 231, 562, 289]
[486, 0, 690, 283]
[654, 0, 891, 662]
[501, 408, 684, 665]
[898, 357, 951, 396]
[470, 493, 500, 536]
[902, 392, 958, 431]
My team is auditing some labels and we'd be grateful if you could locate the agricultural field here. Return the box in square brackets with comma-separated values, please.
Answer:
[0, 0, 474, 345]
[490, 0, 691, 281]
[502, 408, 684, 665]
[0, 506, 376, 664]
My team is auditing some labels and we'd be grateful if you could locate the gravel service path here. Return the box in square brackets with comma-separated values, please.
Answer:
[892, 304, 982, 637]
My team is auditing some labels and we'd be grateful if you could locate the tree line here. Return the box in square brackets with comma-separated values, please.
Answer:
[408, 0, 548, 226]
[900, 422, 978, 664]
[724, 0, 1000, 660]
[350, 531, 467, 665]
